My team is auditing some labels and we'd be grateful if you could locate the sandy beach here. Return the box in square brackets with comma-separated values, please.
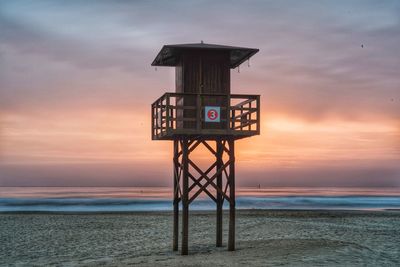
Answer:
[1, 210, 399, 266]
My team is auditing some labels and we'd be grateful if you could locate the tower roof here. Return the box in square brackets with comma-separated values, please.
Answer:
[151, 42, 259, 68]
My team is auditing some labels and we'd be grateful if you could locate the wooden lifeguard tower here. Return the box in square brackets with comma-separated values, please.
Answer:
[151, 42, 260, 255]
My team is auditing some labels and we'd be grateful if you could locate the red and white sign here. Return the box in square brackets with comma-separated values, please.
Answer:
[205, 106, 221, 122]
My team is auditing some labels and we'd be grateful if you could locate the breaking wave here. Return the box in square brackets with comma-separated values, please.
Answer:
[1, 196, 400, 212]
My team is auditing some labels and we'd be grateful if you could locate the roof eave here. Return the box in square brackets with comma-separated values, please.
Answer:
[151, 44, 259, 68]
[230, 49, 259, 68]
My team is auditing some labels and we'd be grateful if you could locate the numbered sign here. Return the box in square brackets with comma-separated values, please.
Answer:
[205, 106, 221, 122]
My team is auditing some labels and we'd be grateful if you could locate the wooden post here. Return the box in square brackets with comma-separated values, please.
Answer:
[196, 94, 201, 131]
[256, 95, 261, 135]
[166, 95, 170, 134]
[151, 104, 155, 139]
[228, 139, 235, 251]
[216, 139, 223, 247]
[226, 95, 230, 132]
[173, 140, 179, 251]
[181, 138, 189, 255]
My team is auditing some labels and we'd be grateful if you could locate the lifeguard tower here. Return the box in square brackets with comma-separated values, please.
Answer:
[151, 42, 260, 255]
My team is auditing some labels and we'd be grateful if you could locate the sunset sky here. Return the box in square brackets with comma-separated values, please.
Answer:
[0, 0, 399, 187]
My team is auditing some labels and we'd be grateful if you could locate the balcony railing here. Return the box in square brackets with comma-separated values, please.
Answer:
[151, 93, 260, 140]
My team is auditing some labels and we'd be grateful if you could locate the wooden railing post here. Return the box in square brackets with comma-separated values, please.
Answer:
[240, 103, 243, 131]
[166, 94, 170, 134]
[249, 101, 252, 131]
[226, 95, 230, 132]
[151, 104, 155, 139]
[256, 95, 260, 135]
[155, 103, 159, 137]
[159, 99, 163, 134]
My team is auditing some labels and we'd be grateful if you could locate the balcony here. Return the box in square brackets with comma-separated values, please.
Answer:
[151, 93, 260, 140]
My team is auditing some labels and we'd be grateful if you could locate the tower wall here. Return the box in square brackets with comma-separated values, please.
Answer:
[175, 50, 230, 129]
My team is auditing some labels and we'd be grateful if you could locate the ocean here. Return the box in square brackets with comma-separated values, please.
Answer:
[1, 187, 400, 212]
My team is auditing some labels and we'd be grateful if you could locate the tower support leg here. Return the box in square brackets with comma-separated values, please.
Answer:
[173, 140, 179, 251]
[228, 139, 235, 251]
[172, 137, 236, 254]
[181, 139, 189, 255]
[216, 139, 223, 247]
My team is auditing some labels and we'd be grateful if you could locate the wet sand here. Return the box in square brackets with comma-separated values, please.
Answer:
[1, 210, 399, 266]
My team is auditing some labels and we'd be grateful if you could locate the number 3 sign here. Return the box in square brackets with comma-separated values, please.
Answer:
[205, 106, 221, 122]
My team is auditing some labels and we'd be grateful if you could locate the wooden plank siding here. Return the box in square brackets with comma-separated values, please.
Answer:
[176, 50, 230, 130]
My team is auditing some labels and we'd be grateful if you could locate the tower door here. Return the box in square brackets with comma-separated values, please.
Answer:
[200, 51, 230, 130]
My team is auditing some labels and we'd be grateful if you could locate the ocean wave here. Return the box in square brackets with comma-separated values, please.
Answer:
[0, 198, 168, 206]
[1, 196, 400, 212]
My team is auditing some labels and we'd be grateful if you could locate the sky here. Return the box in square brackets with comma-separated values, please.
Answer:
[0, 0, 399, 187]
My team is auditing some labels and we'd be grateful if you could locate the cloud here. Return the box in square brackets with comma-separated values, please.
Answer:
[1, 0, 399, 120]
[0, 14, 149, 72]
[0, 0, 399, 186]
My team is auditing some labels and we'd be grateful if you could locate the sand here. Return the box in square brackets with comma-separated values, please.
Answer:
[1, 210, 399, 266]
